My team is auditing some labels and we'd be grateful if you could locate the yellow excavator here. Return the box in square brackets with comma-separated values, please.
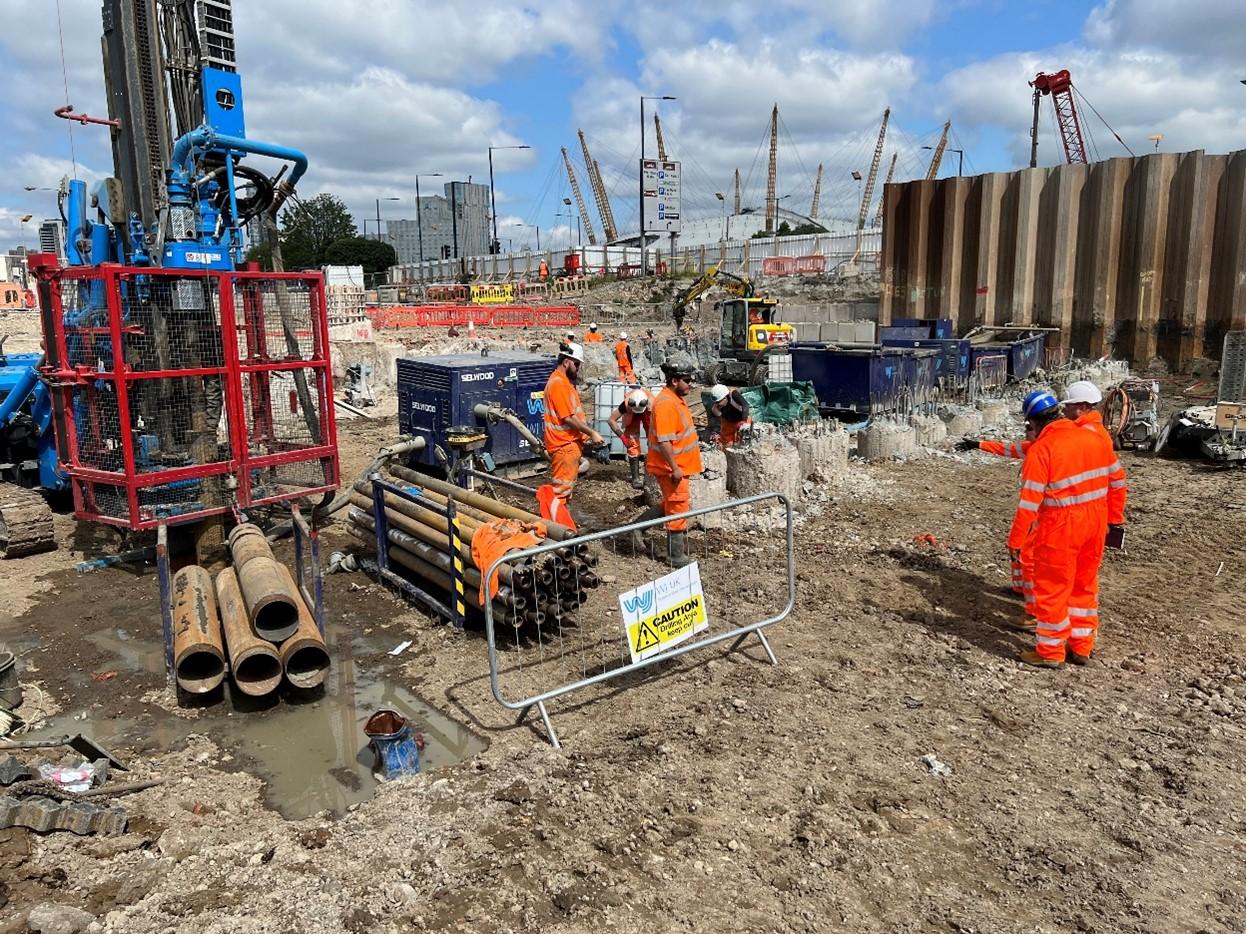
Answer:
[672, 266, 794, 383]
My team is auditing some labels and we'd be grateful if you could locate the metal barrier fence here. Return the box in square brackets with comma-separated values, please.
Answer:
[482, 492, 795, 748]
[368, 304, 580, 329]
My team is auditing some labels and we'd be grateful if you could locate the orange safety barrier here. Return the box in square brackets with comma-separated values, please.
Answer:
[762, 255, 826, 276]
[367, 305, 580, 329]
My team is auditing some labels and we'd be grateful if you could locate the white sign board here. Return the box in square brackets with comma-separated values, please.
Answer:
[619, 562, 708, 663]
[641, 159, 681, 233]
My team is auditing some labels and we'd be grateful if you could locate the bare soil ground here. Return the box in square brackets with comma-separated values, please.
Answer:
[2, 398, 1245, 933]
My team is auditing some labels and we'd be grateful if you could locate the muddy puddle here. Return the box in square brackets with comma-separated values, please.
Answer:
[22, 623, 486, 821]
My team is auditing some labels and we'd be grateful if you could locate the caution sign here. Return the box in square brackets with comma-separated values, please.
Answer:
[619, 563, 708, 663]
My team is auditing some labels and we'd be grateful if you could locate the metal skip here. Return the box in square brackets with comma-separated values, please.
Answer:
[171, 565, 226, 694]
[214, 567, 283, 697]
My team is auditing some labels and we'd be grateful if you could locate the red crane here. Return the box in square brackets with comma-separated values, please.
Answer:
[1029, 69, 1087, 167]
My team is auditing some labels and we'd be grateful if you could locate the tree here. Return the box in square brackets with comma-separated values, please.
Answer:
[279, 194, 357, 269]
[323, 237, 397, 276]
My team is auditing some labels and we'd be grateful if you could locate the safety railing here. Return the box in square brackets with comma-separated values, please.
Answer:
[482, 492, 795, 748]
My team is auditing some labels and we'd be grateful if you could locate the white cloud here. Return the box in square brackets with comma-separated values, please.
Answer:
[1084, 0, 1246, 62]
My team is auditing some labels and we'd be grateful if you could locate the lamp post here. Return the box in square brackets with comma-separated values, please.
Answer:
[375, 196, 399, 242]
[921, 145, 965, 177]
[414, 172, 443, 263]
[639, 94, 676, 272]
[508, 222, 539, 251]
[488, 144, 531, 254]
[561, 197, 581, 246]
[715, 192, 726, 241]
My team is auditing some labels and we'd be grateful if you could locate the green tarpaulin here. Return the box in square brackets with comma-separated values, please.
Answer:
[704, 381, 819, 426]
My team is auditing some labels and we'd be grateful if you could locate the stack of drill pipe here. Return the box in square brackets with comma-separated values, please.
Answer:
[273, 564, 331, 689]
[227, 524, 301, 642]
[214, 567, 284, 697]
[346, 473, 606, 629]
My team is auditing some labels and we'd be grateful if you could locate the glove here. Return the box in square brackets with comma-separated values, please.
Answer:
[955, 439, 979, 452]
[593, 445, 611, 464]
[1105, 524, 1125, 550]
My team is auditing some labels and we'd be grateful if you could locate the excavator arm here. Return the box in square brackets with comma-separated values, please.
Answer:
[671, 265, 754, 329]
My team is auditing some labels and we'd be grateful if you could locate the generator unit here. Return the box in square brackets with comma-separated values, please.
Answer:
[397, 351, 556, 474]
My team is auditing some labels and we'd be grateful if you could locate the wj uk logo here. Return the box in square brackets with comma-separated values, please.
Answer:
[622, 589, 654, 615]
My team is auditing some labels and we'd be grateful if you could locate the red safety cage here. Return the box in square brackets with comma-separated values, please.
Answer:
[34, 262, 340, 530]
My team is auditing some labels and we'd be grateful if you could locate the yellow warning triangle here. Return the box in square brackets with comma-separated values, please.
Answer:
[634, 619, 660, 653]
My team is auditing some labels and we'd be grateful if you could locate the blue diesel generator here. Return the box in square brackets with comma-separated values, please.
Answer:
[397, 351, 556, 475]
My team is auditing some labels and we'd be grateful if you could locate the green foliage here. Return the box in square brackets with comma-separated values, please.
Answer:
[279, 194, 357, 269]
[323, 237, 398, 275]
[751, 220, 827, 239]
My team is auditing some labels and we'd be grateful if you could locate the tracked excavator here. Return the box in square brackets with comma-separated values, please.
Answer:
[671, 266, 794, 385]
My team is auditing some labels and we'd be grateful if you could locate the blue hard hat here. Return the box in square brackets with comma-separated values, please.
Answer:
[1021, 390, 1059, 419]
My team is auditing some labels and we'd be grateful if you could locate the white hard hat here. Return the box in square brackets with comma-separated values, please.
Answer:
[589, 322, 598, 330]
[709, 384, 731, 403]
[619, 331, 628, 340]
[565, 330, 575, 339]
[560, 341, 584, 364]
[625, 389, 650, 414]
[1060, 380, 1102, 405]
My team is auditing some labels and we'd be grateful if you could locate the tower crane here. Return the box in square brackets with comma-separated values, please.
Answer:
[561, 148, 598, 246]
[764, 104, 778, 233]
[925, 121, 951, 180]
[578, 130, 617, 241]
[733, 169, 741, 216]
[654, 114, 668, 161]
[1029, 69, 1087, 167]
[810, 163, 823, 220]
[857, 107, 890, 230]
[872, 152, 897, 228]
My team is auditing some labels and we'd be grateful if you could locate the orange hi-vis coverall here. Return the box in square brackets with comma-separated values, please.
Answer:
[615, 340, 635, 383]
[543, 367, 588, 501]
[979, 438, 1037, 612]
[1067, 410, 1128, 657]
[617, 391, 653, 458]
[1008, 419, 1115, 662]
[583, 330, 604, 343]
[646, 387, 703, 532]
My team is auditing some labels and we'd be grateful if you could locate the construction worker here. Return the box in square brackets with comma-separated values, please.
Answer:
[1059, 380, 1128, 662]
[615, 332, 636, 383]
[563, 330, 576, 348]
[641, 361, 702, 568]
[708, 384, 752, 447]
[607, 388, 652, 490]
[1008, 389, 1115, 669]
[542, 342, 604, 507]
[583, 323, 604, 343]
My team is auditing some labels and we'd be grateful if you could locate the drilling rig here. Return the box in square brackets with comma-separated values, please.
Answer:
[11, 0, 339, 556]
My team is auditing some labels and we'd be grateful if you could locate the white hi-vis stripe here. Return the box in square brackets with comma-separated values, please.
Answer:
[1018, 499, 1039, 511]
[1008, 443, 1024, 457]
[1046, 465, 1112, 491]
[1035, 620, 1068, 633]
[1036, 635, 1065, 646]
[1068, 607, 1097, 617]
[1023, 480, 1045, 492]
[1071, 626, 1094, 638]
[1043, 487, 1108, 508]
[1110, 480, 1127, 489]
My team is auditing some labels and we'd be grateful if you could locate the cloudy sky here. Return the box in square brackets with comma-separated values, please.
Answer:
[1, 0, 1243, 252]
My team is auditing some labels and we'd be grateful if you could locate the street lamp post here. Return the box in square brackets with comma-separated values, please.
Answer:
[715, 192, 726, 241]
[639, 94, 676, 273]
[488, 144, 531, 254]
[375, 196, 399, 242]
[921, 145, 965, 177]
[414, 172, 443, 264]
[561, 197, 581, 246]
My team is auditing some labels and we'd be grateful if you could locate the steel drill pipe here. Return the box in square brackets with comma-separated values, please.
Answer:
[347, 494, 520, 587]
[386, 465, 575, 540]
[171, 565, 226, 694]
[346, 525, 517, 617]
[214, 567, 283, 697]
[226, 524, 300, 642]
[354, 481, 486, 537]
[273, 564, 330, 690]
[386, 480, 498, 527]
[347, 515, 525, 610]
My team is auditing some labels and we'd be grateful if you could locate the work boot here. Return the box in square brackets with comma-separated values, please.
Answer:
[628, 456, 643, 490]
[1004, 616, 1037, 634]
[630, 505, 662, 554]
[668, 531, 691, 569]
[1018, 648, 1064, 669]
[1067, 650, 1092, 666]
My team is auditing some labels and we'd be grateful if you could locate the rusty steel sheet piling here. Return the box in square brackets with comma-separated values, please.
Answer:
[214, 566, 283, 697]
[171, 565, 226, 694]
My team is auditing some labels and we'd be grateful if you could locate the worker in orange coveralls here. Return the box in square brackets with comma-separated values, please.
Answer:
[1007, 390, 1116, 669]
[614, 332, 636, 383]
[583, 323, 604, 343]
[542, 342, 603, 509]
[607, 388, 653, 490]
[643, 361, 703, 568]
[1057, 380, 1128, 662]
